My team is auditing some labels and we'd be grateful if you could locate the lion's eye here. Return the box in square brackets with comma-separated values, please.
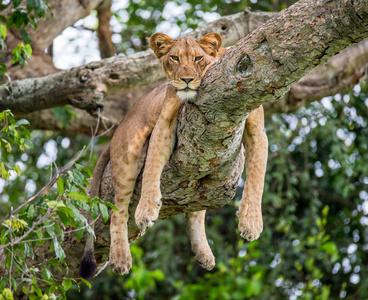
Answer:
[195, 56, 203, 61]
[171, 56, 179, 61]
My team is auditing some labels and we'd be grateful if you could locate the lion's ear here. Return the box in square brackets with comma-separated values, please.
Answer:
[199, 33, 223, 57]
[150, 33, 174, 59]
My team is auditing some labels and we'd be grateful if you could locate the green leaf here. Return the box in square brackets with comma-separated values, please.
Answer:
[57, 211, 68, 227]
[62, 279, 72, 291]
[53, 238, 65, 261]
[27, 205, 36, 219]
[0, 24, 6, 38]
[13, 0, 22, 7]
[27, 0, 36, 13]
[103, 201, 118, 212]
[23, 44, 32, 57]
[15, 119, 30, 126]
[14, 164, 21, 176]
[23, 138, 34, 149]
[321, 241, 338, 255]
[92, 203, 99, 220]
[2, 288, 14, 300]
[75, 228, 84, 241]
[99, 203, 109, 223]
[56, 206, 74, 218]
[80, 278, 92, 289]
[31, 279, 42, 297]
[34, 0, 47, 17]
[47, 200, 66, 209]
[67, 192, 88, 202]
[0, 63, 7, 74]
[20, 29, 32, 44]
[76, 163, 93, 178]
[57, 176, 64, 196]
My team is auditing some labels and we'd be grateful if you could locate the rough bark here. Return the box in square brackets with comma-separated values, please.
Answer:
[2, 10, 368, 132]
[0, 10, 274, 115]
[265, 38, 368, 114]
[18, 37, 368, 135]
[97, 0, 115, 59]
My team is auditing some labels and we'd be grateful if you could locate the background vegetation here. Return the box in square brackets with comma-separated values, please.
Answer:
[1, 0, 367, 299]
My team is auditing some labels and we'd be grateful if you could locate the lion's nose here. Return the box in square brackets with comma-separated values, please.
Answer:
[181, 78, 194, 84]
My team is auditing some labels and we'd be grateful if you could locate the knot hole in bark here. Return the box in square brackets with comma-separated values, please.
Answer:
[79, 69, 92, 84]
[236, 54, 253, 77]
[109, 73, 120, 80]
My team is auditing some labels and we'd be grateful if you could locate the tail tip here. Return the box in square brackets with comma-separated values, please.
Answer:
[79, 250, 97, 280]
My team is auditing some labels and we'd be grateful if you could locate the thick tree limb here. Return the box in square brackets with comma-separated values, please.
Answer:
[2, 8, 368, 130]
[19, 37, 368, 135]
[0, 10, 274, 115]
[265, 38, 368, 114]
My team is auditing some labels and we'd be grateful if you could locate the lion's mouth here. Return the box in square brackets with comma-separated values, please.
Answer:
[176, 88, 197, 101]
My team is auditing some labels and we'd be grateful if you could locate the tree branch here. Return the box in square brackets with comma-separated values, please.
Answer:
[3, 8, 368, 133]
[265, 38, 368, 114]
[97, 0, 115, 59]
[0, 10, 274, 116]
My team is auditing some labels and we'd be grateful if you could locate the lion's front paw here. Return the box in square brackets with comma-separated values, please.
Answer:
[135, 191, 162, 231]
[237, 209, 263, 242]
[195, 251, 215, 271]
[109, 242, 132, 275]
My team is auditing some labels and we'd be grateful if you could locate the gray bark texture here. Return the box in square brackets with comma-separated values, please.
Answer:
[0, 10, 274, 115]
[2, 9, 367, 134]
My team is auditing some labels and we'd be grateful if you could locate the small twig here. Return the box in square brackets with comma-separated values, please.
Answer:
[9, 207, 13, 290]
[53, 160, 59, 177]
[4, 247, 30, 276]
[96, 124, 115, 138]
[0, 214, 102, 249]
[94, 108, 101, 137]
[49, 160, 53, 182]
[89, 108, 101, 163]
[0, 119, 9, 133]
[11, 208, 52, 247]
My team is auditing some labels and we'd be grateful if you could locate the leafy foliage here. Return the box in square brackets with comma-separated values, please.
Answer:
[0, 0, 52, 80]
[0, 112, 114, 299]
[0, 110, 33, 180]
[108, 0, 296, 55]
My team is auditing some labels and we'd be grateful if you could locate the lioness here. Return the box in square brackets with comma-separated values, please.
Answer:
[79, 33, 268, 280]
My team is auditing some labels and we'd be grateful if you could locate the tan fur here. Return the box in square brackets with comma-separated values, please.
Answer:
[238, 105, 268, 241]
[79, 32, 268, 279]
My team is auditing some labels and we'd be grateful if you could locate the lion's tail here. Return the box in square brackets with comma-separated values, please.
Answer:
[79, 146, 110, 280]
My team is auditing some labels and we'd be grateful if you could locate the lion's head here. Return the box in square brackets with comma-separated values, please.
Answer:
[150, 32, 223, 101]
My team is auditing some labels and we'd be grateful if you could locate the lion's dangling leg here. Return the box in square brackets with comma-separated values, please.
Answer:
[186, 210, 215, 270]
[238, 105, 268, 241]
[109, 126, 150, 274]
[135, 92, 182, 231]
